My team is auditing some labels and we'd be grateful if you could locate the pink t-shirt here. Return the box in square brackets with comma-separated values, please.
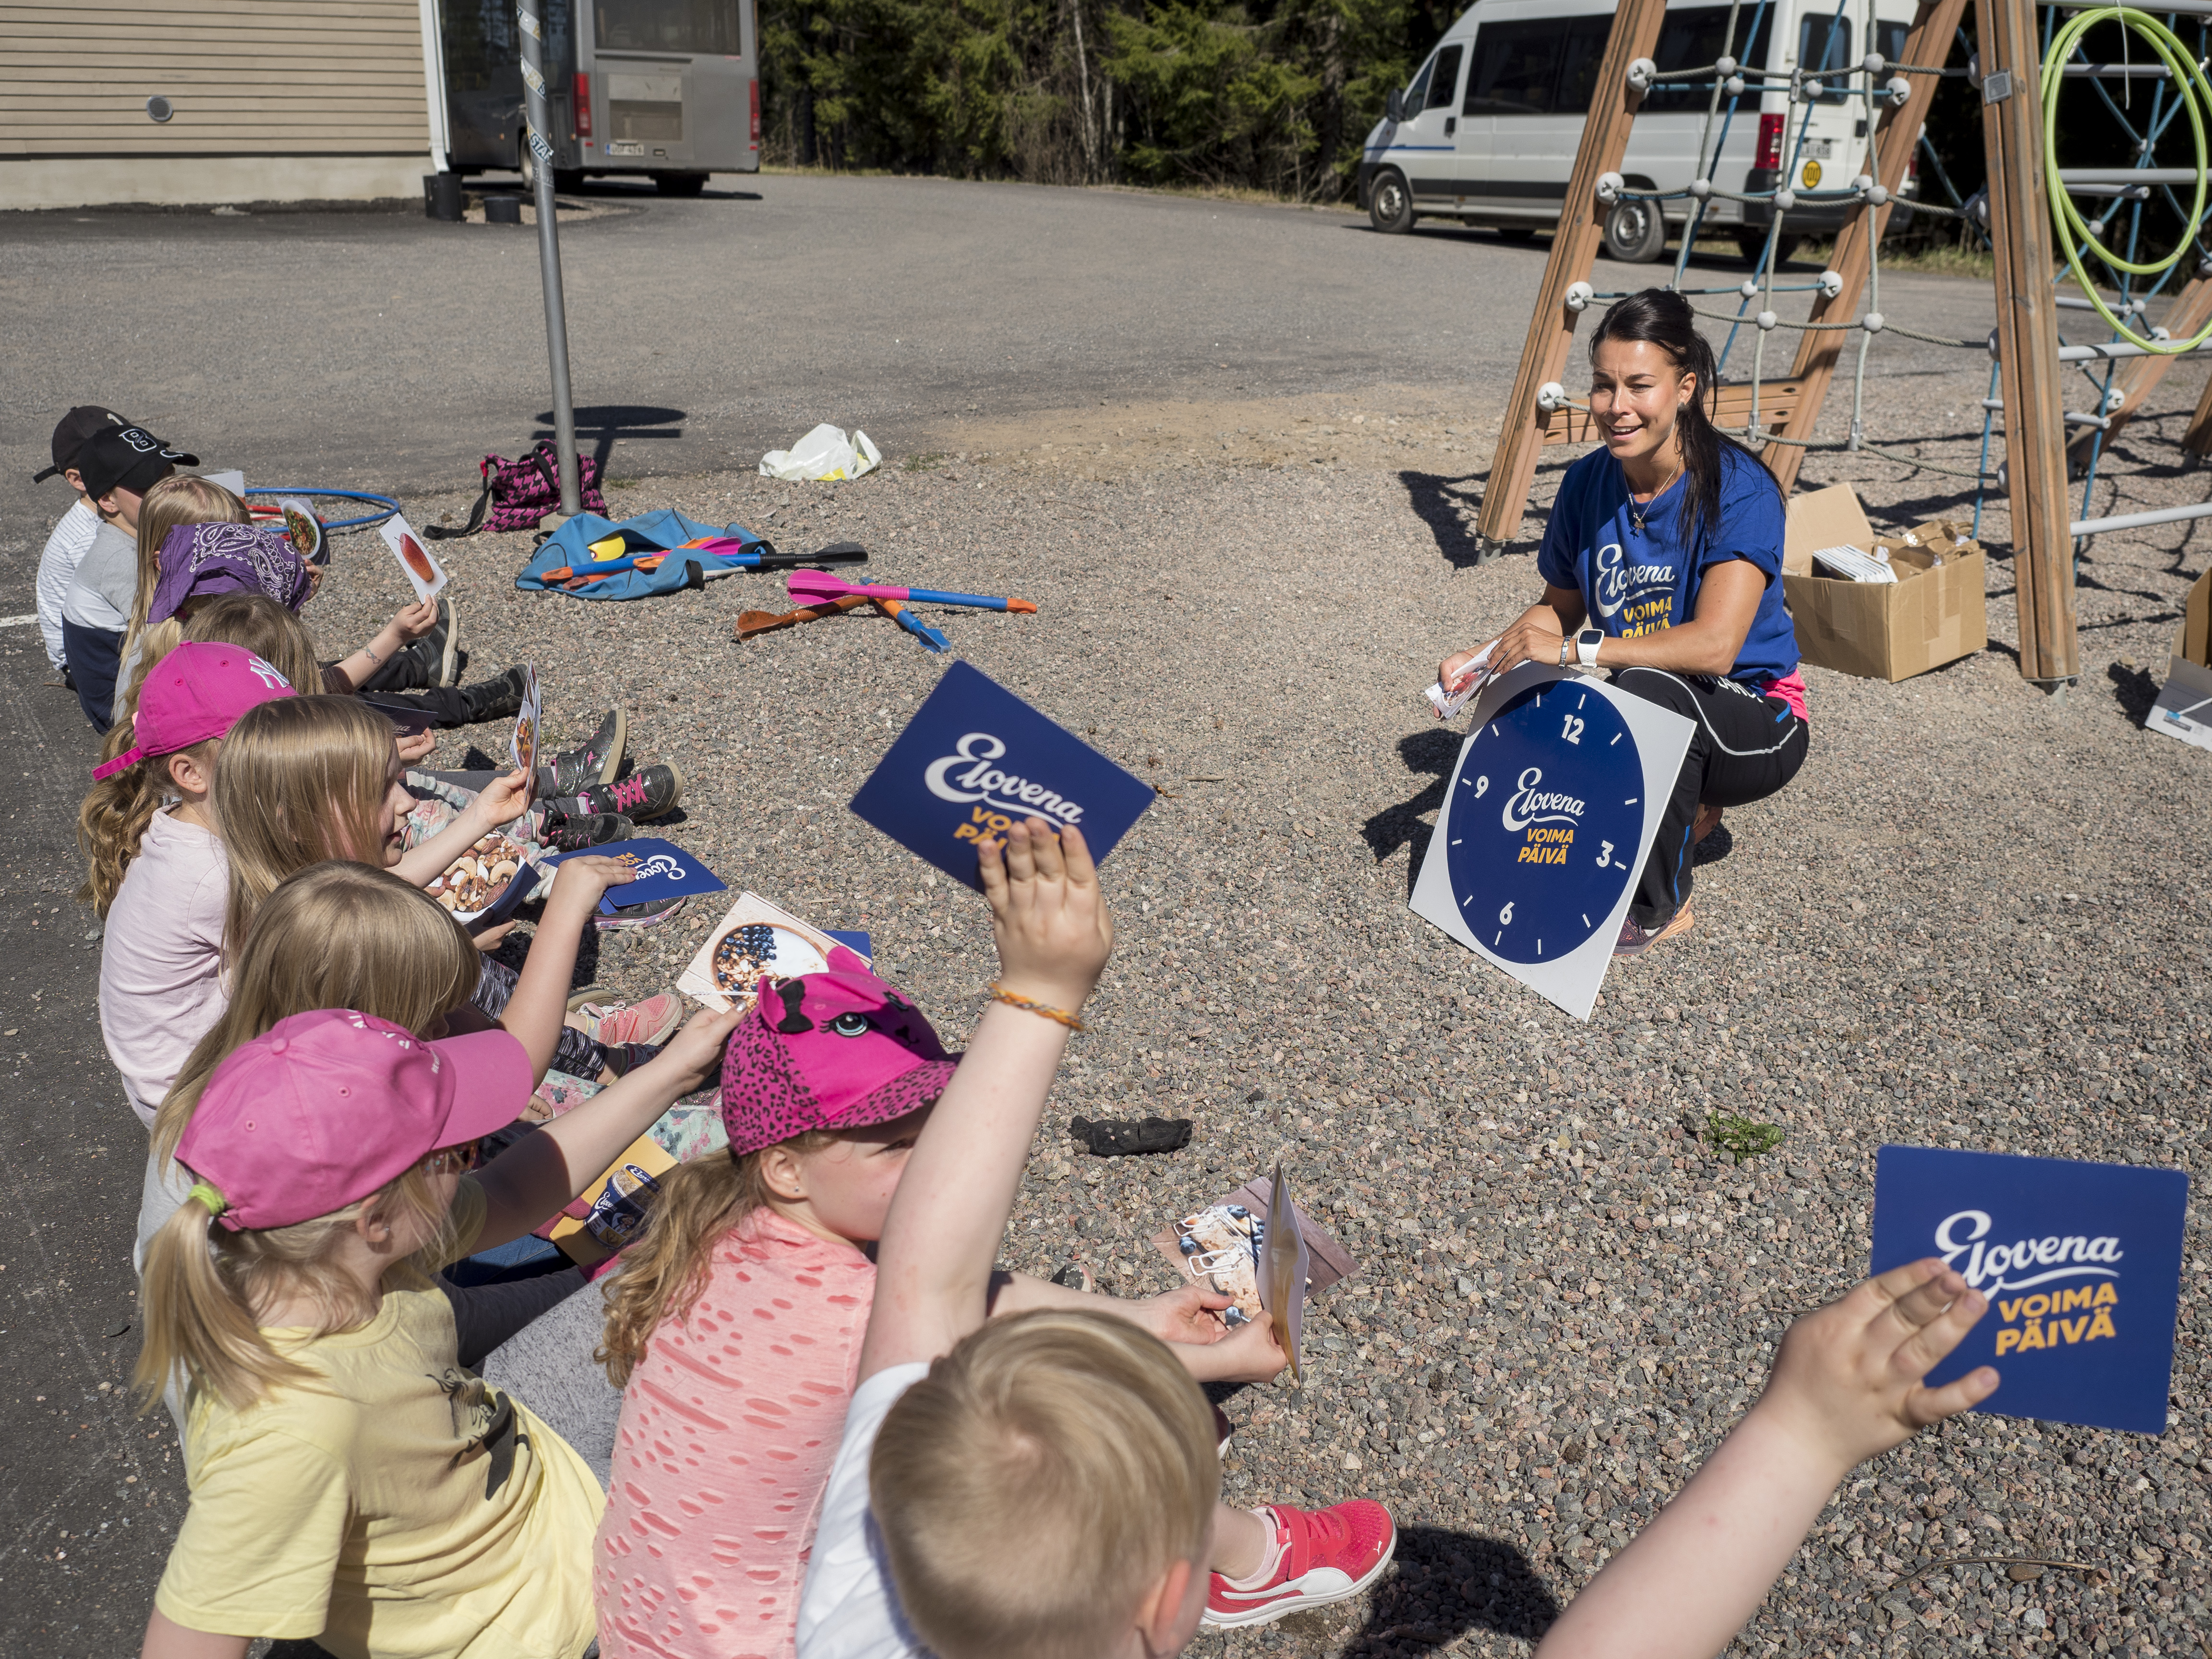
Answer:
[1760, 670, 1810, 723]
[595, 1209, 875, 1659]
[99, 808, 228, 1128]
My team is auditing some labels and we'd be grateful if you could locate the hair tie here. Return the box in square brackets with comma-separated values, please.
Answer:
[187, 1181, 228, 1217]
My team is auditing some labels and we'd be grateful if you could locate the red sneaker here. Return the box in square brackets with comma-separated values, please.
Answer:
[1202, 1500, 1395, 1629]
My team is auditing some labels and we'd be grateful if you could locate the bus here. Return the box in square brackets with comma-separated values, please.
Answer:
[428, 0, 759, 194]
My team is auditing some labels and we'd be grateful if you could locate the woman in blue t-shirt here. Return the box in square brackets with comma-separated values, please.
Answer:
[1440, 289, 1809, 958]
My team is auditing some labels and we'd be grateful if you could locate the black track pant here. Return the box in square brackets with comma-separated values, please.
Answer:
[1610, 666, 1809, 929]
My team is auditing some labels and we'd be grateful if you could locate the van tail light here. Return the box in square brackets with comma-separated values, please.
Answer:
[750, 78, 761, 146]
[575, 72, 592, 138]
[1755, 113, 1784, 171]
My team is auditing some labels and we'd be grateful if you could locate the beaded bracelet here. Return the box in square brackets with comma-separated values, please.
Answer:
[986, 982, 1087, 1033]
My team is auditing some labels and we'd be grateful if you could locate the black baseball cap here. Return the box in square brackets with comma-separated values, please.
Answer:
[75, 424, 198, 501]
[34, 405, 136, 484]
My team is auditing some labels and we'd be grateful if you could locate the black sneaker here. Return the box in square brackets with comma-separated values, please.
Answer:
[535, 708, 626, 797]
[548, 761, 685, 824]
[536, 805, 632, 853]
[455, 665, 529, 726]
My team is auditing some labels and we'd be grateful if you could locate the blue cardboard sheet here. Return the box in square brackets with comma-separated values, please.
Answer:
[848, 661, 1155, 890]
[1871, 1145, 2188, 1435]
[548, 838, 728, 913]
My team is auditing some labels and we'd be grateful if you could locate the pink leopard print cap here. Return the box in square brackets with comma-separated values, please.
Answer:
[718, 946, 958, 1156]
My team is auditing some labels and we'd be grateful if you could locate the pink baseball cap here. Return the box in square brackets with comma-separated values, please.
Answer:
[177, 1009, 533, 1231]
[91, 640, 295, 781]
[719, 946, 958, 1156]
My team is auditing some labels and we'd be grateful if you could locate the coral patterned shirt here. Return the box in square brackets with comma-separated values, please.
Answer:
[594, 1209, 875, 1659]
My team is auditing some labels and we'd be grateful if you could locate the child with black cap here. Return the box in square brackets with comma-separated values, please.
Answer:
[33, 404, 133, 684]
[60, 422, 198, 731]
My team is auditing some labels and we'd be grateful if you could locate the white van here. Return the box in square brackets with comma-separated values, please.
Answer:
[1356, 0, 1923, 264]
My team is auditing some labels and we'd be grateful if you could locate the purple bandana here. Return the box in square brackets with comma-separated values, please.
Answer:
[148, 522, 313, 625]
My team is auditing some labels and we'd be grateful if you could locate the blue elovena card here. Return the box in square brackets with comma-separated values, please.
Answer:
[1870, 1145, 2188, 1435]
[548, 838, 728, 913]
[848, 660, 1157, 891]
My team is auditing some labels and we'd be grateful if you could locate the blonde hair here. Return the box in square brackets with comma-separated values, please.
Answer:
[215, 696, 398, 949]
[152, 861, 480, 1171]
[75, 734, 220, 919]
[597, 1134, 837, 1387]
[184, 591, 323, 695]
[869, 1310, 1220, 1659]
[135, 1166, 460, 1414]
[109, 477, 249, 734]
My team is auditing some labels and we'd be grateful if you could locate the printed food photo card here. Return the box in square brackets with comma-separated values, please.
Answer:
[679, 891, 862, 1013]
[380, 513, 448, 602]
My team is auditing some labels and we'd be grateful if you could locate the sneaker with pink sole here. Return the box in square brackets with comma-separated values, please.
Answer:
[568, 991, 684, 1047]
[1202, 1500, 1396, 1629]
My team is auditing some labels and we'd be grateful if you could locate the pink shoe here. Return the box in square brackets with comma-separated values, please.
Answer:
[569, 991, 683, 1046]
[1202, 1500, 1396, 1628]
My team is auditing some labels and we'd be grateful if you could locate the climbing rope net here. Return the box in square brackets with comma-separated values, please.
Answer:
[1533, 0, 2212, 545]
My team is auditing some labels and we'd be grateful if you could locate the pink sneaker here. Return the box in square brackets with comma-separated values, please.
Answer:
[1202, 1500, 1396, 1629]
[569, 991, 683, 1046]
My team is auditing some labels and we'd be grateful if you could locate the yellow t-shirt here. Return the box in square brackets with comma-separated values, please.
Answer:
[154, 1179, 606, 1659]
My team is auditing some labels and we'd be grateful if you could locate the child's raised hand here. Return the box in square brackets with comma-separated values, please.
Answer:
[976, 818, 1112, 1014]
[544, 853, 636, 914]
[390, 597, 441, 642]
[468, 769, 530, 831]
[1754, 1258, 1996, 1476]
[644, 1004, 744, 1092]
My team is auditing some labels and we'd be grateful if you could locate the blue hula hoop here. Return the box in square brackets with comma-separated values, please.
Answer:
[242, 488, 403, 533]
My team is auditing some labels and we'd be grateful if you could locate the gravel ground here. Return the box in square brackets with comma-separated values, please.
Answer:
[216, 316, 2212, 1659]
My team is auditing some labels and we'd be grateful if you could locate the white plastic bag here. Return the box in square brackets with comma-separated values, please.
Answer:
[758, 423, 882, 482]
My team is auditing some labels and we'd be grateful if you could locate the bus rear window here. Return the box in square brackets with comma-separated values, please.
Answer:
[595, 0, 744, 56]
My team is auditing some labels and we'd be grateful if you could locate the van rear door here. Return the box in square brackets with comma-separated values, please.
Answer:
[1779, 7, 1862, 193]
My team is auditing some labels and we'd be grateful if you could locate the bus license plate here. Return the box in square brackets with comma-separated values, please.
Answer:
[607, 140, 645, 156]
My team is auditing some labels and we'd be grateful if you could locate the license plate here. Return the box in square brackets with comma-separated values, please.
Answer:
[606, 140, 644, 156]
[1804, 138, 1835, 159]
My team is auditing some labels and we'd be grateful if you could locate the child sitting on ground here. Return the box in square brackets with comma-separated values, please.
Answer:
[60, 421, 197, 730]
[591, 951, 1284, 1659]
[82, 642, 300, 1127]
[133, 998, 742, 1659]
[212, 694, 664, 1084]
[33, 403, 133, 684]
[797, 821, 1396, 1658]
[801, 825, 2000, 1659]
[136, 858, 642, 1376]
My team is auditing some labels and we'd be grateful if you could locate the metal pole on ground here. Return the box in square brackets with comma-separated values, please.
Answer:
[1472, 0, 1670, 561]
[1978, 0, 2079, 688]
[519, 1, 582, 516]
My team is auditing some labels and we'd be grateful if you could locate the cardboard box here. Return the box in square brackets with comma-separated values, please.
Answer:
[1782, 484, 1988, 682]
[2175, 566, 2211, 669]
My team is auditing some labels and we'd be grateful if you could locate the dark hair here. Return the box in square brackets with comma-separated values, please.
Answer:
[1588, 289, 1777, 548]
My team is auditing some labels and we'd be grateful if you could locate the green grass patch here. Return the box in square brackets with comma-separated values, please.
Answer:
[1704, 1111, 1786, 1166]
[901, 451, 949, 473]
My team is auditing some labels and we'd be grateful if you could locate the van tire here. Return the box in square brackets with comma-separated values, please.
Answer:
[1495, 225, 1538, 242]
[655, 172, 709, 196]
[1602, 199, 1666, 264]
[1369, 170, 1415, 234]
[1737, 229, 1801, 267]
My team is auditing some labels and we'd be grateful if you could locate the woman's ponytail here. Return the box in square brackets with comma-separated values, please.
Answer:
[1589, 288, 1778, 548]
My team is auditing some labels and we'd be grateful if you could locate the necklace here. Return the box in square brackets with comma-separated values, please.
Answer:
[1628, 458, 1683, 534]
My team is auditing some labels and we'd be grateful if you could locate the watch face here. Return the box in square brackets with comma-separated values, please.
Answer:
[1443, 681, 1645, 964]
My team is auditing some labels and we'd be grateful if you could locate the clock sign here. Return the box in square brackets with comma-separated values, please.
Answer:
[1410, 663, 1694, 1020]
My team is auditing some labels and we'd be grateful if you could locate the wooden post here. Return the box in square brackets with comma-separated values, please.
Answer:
[2182, 332, 2212, 455]
[1473, 0, 1670, 559]
[1765, 0, 1969, 494]
[2069, 273, 2212, 466]
[1979, 0, 2080, 686]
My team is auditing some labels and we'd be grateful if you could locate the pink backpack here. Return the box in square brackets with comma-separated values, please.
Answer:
[424, 441, 608, 539]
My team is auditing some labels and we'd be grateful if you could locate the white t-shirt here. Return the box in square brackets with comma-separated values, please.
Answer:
[36, 499, 100, 669]
[63, 519, 137, 632]
[795, 1361, 931, 1659]
[100, 807, 228, 1127]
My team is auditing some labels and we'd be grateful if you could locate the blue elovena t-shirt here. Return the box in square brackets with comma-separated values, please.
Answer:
[1536, 443, 1799, 687]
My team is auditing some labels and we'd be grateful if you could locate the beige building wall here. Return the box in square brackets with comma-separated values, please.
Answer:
[0, 0, 440, 209]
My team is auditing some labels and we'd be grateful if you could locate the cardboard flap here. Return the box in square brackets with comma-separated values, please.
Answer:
[1784, 483, 1878, 577]
[2183, 567, 2212, 668]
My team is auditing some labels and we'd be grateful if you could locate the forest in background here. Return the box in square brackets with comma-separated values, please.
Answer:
[754, 0, 2199, 272]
